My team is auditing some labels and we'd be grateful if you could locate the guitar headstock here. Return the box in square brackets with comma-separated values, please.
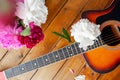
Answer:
[0, 71, 7, 80]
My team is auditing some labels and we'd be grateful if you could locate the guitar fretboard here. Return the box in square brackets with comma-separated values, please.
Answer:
[4, 36, 104, 79]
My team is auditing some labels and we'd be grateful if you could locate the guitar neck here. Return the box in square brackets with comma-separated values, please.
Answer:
[4, 36, 104, 79]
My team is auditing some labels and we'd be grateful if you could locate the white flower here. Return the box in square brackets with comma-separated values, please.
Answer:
[15, 0, 48, 26]
[70, 19, 101, 50]
[74, 75, 85, 80]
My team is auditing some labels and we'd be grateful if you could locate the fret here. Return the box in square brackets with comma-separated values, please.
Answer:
[74, 43, 81, 53]
[85, 47, 89, 52]
[48, 53, 56, 63]
[71, 43, 78, 55]
[62, 47, 69, 58]
[93, 40, 98, 48]
[19, 64, 27, 74]
[98, 36, 104, 45]
[92, 41, 96, 49]
[43, 55, 50, 65]
[67, 46, 74, 56]
[25, 61, 33, 72]
[97, 36, 102, 45]
[53, 51, 61, 61]
[87, 46, 91, 50]
[90, 43, 95, 50]
[5, 69, 14, 78]
[12, 66, 20, 76]
[95, 37, 101, 47]
[58, 49, 65, 60]
[80, 48, 85, 53]
[37, 57, 45, 67]
[98, 39, 102, 47]
[31, 59, 39, 69]
[90, 45, 94, 49]
[95, 40, 100, 48]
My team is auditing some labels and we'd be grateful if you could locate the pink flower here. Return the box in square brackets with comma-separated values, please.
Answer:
[18, 22, 44, 48]
[0, 0, 17, 25]
[18, 0, 24, 3]
[69, 68, 75, 75]
[0, 22, 24, 49]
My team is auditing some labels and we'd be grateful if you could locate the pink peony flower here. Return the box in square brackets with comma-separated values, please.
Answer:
[0, 0, 17, 25]
[18, 0, 24, 3]
[0, 22, 24, 49]
[18, 22, 44, 48]
[0, 0, 45, 49]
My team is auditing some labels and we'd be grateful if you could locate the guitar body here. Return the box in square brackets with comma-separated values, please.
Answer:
[82, 0, 120, 73]
[84, 46, 120, 73]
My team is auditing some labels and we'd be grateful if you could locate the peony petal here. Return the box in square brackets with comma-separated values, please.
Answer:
[74, 75, 85, 80]
[0, 22, 24, 49]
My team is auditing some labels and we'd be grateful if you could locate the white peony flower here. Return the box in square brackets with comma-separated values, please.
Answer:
[74, 75, 85, 80]
[70, 19, 101, 50]
[15, 0, 48, 26]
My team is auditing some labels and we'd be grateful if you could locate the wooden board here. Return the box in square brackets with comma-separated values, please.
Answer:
[0, 0, 120, 80]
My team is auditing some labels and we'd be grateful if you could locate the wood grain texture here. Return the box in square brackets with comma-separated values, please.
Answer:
[0, 46, 7, 61]
[42, 0, 68, 30]
[0, 47, 30, 71]
[0, 0, 119, 80]
[98, 66, 120, 80]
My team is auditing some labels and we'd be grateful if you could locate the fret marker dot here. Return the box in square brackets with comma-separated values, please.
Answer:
[45, 59, 48, 61]
[22, 68, 24, 70]
[68, 47, 71, 49]
[56, 55, 58, 57]
[34, 63, 37, 65]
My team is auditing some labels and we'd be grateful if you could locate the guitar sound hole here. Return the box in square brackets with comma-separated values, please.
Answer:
[101, 26, 120, 46]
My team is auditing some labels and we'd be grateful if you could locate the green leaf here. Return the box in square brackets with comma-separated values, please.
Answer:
[18, 19, 25, 27]
[62, 28, 71, 42]
[21, 27, 31, 36]
[53, 32, 66, 38]
[52, 28, 71, 42]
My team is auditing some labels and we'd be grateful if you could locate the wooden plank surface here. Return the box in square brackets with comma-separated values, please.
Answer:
[0, 0, 120, 80]
[0, 46, 7, 61]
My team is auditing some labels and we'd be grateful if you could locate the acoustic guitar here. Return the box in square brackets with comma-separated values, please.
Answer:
[0, 0, 120, 79]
